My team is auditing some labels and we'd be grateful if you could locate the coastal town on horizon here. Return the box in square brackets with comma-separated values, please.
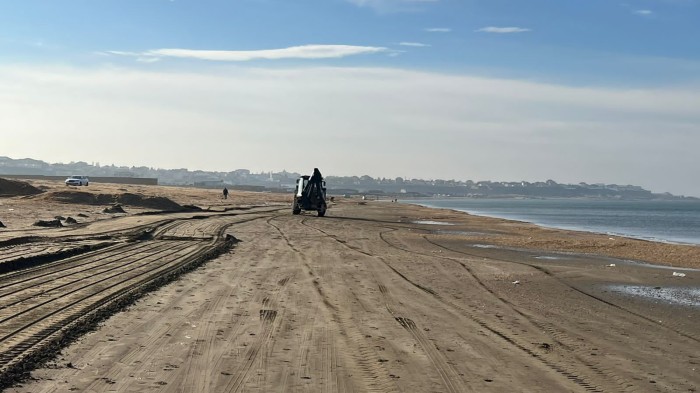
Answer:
[1, 156, 696, 200]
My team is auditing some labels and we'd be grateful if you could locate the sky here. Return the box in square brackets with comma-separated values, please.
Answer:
[1, 0, 699, 196]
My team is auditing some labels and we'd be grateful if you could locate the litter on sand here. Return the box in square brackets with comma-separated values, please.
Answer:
[672, 272, 686, 277]
[512, 280, 521, 285]
[606, 264, 616, 267]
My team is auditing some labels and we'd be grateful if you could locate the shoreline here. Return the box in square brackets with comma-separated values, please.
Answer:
[393, 200, 700, 270]
[416, 203, 699, 247]
[403, 199, 700, 247]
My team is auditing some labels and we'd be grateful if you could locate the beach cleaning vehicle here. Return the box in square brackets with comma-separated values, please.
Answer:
[292, 168, 327, 217]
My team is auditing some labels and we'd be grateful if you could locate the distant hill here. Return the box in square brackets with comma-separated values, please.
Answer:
[0, 156, 695, 200]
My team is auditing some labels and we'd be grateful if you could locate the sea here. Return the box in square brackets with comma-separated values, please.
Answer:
[406, 198, 700, 245]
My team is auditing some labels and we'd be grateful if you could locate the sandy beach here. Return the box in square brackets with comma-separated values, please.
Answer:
[1, 179, 699, 392]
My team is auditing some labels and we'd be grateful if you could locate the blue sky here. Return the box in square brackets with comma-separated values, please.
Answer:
[2, 0, 699, 83]
[1, 0, 700, 195]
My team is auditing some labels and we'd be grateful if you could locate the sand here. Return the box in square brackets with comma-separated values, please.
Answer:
[0, 178, 42, 197]
[1, 179, 699, 392]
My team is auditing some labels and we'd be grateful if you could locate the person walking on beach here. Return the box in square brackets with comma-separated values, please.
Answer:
[223, 187, 229, 200]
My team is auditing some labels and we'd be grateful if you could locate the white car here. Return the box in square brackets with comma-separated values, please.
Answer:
[65, 176, 89, 186]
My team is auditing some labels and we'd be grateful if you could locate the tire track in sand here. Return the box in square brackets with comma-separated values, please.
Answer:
[303, 217, 604, 393]
[272, 216, 398, 393]
[299, 217, 465, 393]
[378, 229, 609, 392]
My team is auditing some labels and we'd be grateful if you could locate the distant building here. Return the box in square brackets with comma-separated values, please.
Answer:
[194, 180, 224, 188]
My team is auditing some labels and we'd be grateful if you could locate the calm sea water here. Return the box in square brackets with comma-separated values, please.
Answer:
[408, 198, 700, 245]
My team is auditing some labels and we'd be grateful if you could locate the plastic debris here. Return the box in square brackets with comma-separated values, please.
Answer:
[512, 280, 520, 285]
[672, 272, 686, 277]
[606, 264, 616, 267]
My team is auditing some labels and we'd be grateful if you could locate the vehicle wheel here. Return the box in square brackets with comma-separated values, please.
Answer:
[317, 204, 326, 217]
[292, 202, 301, 215]
[85, 182, 89, 186]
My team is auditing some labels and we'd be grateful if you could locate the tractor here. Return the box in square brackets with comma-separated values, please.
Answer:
[292, 168, 327, 217]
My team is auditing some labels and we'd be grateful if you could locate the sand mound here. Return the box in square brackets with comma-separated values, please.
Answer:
[33, 219, 63, 228]
[40, 191, 96, 205]
[103, 204, 126, 214]
[39, 191, 183, 211]
[0, 221, 5, 228]
[0, 178, 43, 197]
[117, 193, 182, 211]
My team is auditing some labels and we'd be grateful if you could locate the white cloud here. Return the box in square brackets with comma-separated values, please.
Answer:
[136, 57, 161, 63]
[1, 65, 699, 196]
[424, 27, 451, 33]
[634, 9, 654, 15]
[399, 42, 430, 47]
[107, 45, 387, 62]
[476, 26, 531, 34]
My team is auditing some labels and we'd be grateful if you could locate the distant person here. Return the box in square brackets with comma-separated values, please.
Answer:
[223, 187, 229, 200]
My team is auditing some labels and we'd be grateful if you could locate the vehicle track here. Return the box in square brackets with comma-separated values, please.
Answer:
[221, 306, 281, 393]
[179, 283, 239, 393]
[0, 240, 205, 362]
[0, 242, 171, 297]
[0, 241, 115, 275]
[0, 245, 54, 262]
[380, 231, 621, 392]
[307, 217, 580, 391]
[297, 217, 465, 392]
[210, 221, 294, 392]
[372, 232, 634, 391]
[0, 209, 274, 390]
[420, 235, 700, 345]
[0, 206, 283, 250]
[0, 209, 281, 284]
[269, 216, 399, 393]
[377, 230, 700, 392]
[0, 242, 195, 322]
[219, 242, 294, 392]
[300, 218, 606, 392]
